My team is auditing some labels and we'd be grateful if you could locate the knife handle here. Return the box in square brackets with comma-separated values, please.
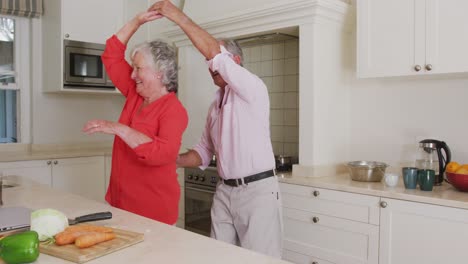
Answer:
[75, 211, 112, 223]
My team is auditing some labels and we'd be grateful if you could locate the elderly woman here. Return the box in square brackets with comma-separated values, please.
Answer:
[83, 11, 188, 225]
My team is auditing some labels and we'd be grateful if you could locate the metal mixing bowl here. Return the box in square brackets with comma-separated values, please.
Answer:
[347, 161, 389, 182]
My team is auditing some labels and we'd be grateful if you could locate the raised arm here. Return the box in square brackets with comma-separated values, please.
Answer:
[116, 10, 161, 45]
[148, 0, 221, 60]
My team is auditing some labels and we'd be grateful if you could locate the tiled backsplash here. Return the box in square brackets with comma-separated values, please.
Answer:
[242, 39, 299, 158]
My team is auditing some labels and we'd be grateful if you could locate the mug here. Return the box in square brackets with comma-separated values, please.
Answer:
[418, 169, 435, 191]
[384, 173, 399, 187]
[402, 167, 418, 189]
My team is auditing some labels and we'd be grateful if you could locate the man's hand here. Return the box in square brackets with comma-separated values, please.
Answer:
[147, 0, 184, 23]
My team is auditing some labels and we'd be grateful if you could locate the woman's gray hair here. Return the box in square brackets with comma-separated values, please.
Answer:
[131, 40, 178, 93]
[219, 38, 243, 66]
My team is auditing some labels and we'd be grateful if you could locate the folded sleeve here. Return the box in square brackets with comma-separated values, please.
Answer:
[132, 102, 188, 166]
[101, 35, 135, 97]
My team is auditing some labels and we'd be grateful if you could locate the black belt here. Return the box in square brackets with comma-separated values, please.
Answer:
[223, 170, 275, 187]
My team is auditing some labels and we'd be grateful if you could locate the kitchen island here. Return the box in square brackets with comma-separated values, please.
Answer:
[2, 176, 290, 264]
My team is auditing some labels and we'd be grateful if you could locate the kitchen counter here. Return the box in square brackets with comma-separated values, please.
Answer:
[277, 169, 468, 210]
[0, 144, 112, 162]
[2, 176, 290, 264]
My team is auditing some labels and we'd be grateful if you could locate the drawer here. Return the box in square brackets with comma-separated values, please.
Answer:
[283, 207, 379, 264]
[280, 183, 380, 224]
[283, 249, 335, 264]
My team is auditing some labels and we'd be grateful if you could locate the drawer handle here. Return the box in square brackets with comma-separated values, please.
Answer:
[380, 201, 388, 208]
[312, 262, 318, 264]
[312, 216, 319, 223]
[313, 190, 320, 197]
[46, 161, 52, 165]
[53, 160, 58, 165]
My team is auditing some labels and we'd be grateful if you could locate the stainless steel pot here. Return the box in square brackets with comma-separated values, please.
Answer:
[347, 161, 388, 182]
[275, 155, 292, 172]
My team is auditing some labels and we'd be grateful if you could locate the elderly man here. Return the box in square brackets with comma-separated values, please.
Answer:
[148, 0, 283, 258]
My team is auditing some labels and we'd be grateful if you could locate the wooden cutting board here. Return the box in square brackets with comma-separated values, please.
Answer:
[39, 227, 144, 263]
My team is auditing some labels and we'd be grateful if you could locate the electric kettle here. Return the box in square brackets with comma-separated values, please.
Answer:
[416, 139, 451, 185]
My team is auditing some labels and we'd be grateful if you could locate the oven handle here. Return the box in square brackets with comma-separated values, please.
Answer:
[185, 186, 215, 194]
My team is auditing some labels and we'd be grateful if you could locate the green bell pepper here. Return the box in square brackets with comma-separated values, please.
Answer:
[0, 231, 39, 264]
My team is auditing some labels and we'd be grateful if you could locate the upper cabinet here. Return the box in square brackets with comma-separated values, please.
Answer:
[62, 0, 124, 44]
[42, 0, 149, 93]
[357, 0, 468, 78]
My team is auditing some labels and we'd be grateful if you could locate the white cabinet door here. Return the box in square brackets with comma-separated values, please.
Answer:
[379, 198, 468, 264]
[52, 156, 105, 203]
[357, 0, 468, 77]
[0, 160, 52, 186]
[357, 0, 423, 77]
[62, 0, 124, 44]
[426, 0, 468, 74]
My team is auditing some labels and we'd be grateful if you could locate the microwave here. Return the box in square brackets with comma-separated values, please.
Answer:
[63, 40, 114, 89]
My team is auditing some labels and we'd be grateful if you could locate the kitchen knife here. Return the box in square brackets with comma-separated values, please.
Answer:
[68, 211, 112, 225]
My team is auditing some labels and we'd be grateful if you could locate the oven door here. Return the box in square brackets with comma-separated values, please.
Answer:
[185, 183, 215, 237]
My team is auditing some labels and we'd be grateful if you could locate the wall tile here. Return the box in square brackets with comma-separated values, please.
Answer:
[243, 47, 251, 63]
[249, 62, 260, 75]
[272, 59, 285, 75]
[250, 46, 261, 62]
[260, 61, 273, 77]
[284, 75, 298, 92]
[284, 58, 298, 75]
[269, 92, 284, 109]
[283, 143, 299, 157]
[273, 43, 285, 59]
[284, 126, 298, 143]
[261, 44, 273, 61]
[270, 109, 284, 126]
[284, 109, 298, 126]
[270, 125, 284, 142]
[285, 39, 299, 58]
[272, 142, 284, 155]
[271, 76, 284, 92]
[284, 92, 298, 109]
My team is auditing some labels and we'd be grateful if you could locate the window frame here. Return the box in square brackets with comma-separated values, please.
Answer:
[0, 15, 31, 145]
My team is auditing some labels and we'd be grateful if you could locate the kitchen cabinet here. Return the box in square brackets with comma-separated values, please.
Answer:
[280, 183, 380, 264]
[0, 157, 105, 203]
[0, 160, 52, 186]
[357, 0, 468, 77]
[42, 0, 149, 93]
[52, 156, 106, 203]
[379, 198, 468, 264]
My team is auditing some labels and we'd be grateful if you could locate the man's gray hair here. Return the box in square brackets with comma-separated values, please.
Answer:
[131, 40, 178, 93]
[219, 38, 243, 66]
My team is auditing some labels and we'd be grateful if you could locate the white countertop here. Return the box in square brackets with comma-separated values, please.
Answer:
[2, 176, 290, 264]
[277, 170, 468, 210]
[0, 144, 112, 162]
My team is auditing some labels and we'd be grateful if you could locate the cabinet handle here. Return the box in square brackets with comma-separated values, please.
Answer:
[380, 201, 388, 208]
[425, 64, 433, 71]
[53, 160, 58, 165]
[313, 190, 320, 197]
[414, 65, 422, 72]
[312, 216, 319, 223]
[312, 262, 318, 264]
[46, 161, 51, 165]
[64, 33, 69, 38]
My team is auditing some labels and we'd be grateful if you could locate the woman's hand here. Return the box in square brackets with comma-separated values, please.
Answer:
[82, 119, 119, 135]
[135, 10, 162, 26]
[147, 0, 184, 23]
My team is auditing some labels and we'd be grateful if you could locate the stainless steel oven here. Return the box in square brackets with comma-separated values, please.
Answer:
[184, 167, 218, 237]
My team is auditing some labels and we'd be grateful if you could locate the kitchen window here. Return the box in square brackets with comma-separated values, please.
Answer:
[0, 16, 31, 144]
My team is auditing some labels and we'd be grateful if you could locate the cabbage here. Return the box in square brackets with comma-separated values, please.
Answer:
[30, 208, 69, 241]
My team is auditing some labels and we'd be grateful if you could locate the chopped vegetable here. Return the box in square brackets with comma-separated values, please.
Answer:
[55, 231, 92, 246]
[0, 231, 39, 264]
[30, 208, 69, 241]
[64, 225, 113, 234]
[75, 232, 116, 248]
